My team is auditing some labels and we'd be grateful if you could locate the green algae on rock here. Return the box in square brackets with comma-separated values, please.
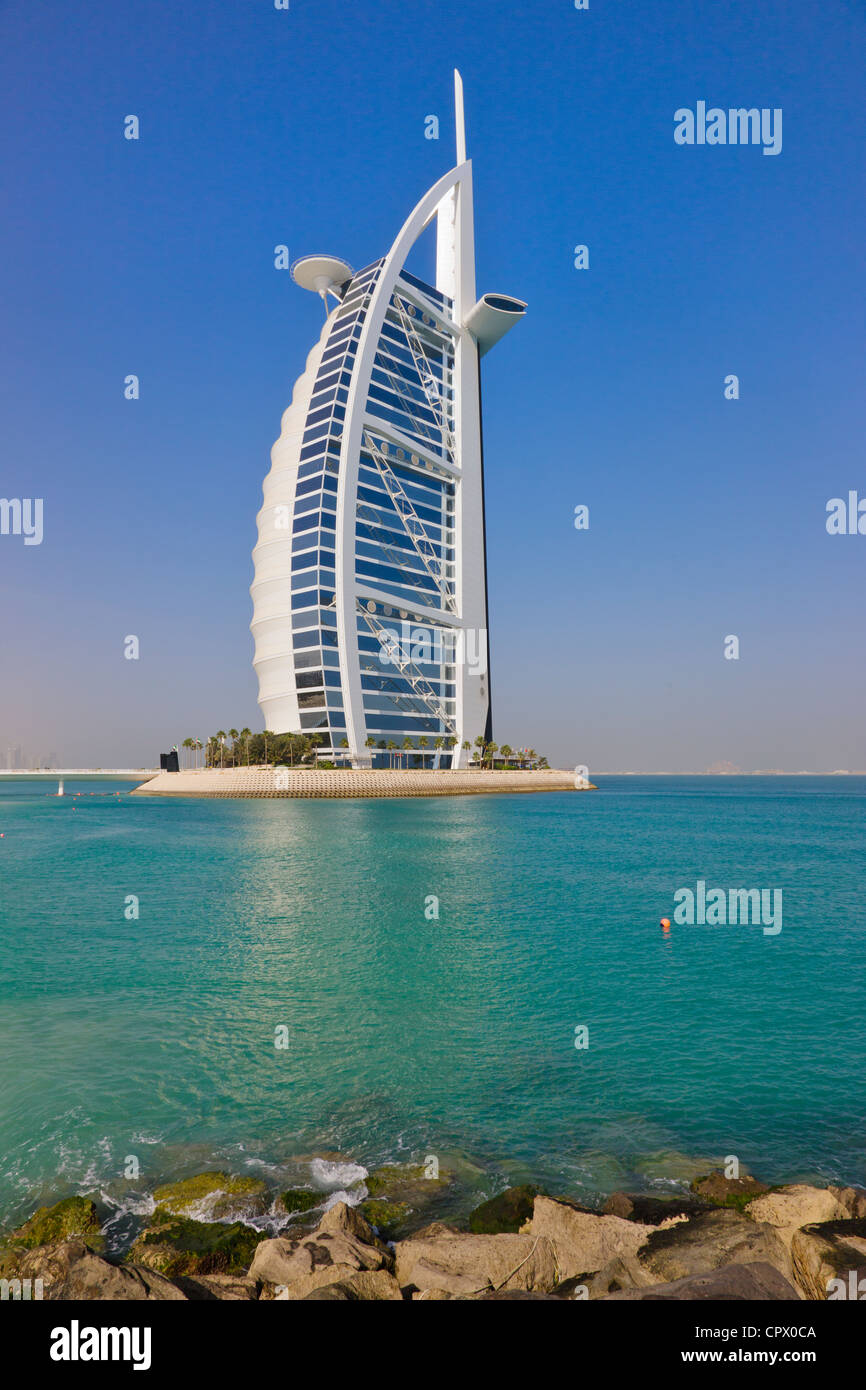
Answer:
[468, 1185, 539, 1235]
[362, 1162, 454, 1234]
[690, 1170, 772, 1212]
[363, 1164, 431, 1198]
[360, 1200, 412, 1240]
[278, 1189, 322, 1215]
[152, 1171, 268, 1221]
[4, 1196, 102, 1251]
[127, 1211, 263, 1277]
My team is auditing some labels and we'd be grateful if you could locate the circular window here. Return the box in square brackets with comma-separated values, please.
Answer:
[367, 600, 376, 613]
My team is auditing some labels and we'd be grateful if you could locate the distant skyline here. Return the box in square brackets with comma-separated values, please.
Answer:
[1, 0, 863, 773]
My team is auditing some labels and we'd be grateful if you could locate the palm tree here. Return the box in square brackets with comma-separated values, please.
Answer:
[386, 740, 397, 769]
[287, 732, 302, 768]
[228, 729, 239, 767]
[419, 735, 429, 769]
[365, 735, 376, 766]
[500, 743, 512, 767]
[262, 730, 273, 766]
[214, 731, 226, 768]
[487, 741, 499, 769]
[182, 737, 194, 770]
[433, 735, 443, 769]
[339, 737, 350, 766]
[473, 735, 485, 766]
[240, 728, 252, 766]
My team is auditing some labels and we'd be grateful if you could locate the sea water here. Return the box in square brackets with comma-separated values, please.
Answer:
[0, 775, 863, 1241]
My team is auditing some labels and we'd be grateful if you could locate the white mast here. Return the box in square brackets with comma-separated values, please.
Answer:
[454, 68, 467, 165]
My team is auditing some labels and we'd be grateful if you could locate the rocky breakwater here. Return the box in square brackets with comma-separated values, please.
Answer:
[2, 1167, 865, 1302]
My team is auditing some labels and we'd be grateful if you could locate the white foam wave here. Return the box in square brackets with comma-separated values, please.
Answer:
[308, 1158, 368, 1191]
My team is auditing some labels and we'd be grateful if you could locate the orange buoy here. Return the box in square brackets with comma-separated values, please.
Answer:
[660, 917, 671, 930]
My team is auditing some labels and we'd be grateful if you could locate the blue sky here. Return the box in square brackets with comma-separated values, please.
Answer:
[1, 0, 863, 770]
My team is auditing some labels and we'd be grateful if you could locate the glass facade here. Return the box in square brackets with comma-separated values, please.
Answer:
[286, 260, 461, 767]
[353, 272, 458, 767]
[286, 260, 383, 745]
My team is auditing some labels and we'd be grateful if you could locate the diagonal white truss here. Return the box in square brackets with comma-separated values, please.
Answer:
[362, 429, 455, 612]
[369, 350, 442, 453]
[356, 600, 457, 735]
[357, 505, 424, 578]
[390, 294, 455, 457]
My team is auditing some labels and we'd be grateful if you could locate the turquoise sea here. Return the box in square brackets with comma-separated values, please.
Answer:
[0, 775, 863, 1246]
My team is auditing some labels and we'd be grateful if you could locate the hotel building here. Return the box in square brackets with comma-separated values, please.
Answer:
[250, 73, 524, 767]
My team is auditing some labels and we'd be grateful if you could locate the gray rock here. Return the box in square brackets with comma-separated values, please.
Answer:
[476, 1289, 560, 1301]
[520, 1195, 674, 1279]
[173, 1273, 259, 1300]
[603, 1191, 708, 1224]
[637, 1208, 793, 1283]
[394, 1231, 557, 1296]
[603, 1261, 801, 1300]
[5, 1240, 186, 1300]
[302, 1270, 403, 1301]
[746, 1185, 848, 1250]
[586, 1254, 662, 1298]
[828, 1186, 866, 1221]
[791, 1218, 866, 1300]
[248, 1201, 390, 1299]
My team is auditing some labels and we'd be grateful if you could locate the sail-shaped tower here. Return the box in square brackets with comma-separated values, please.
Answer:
[250, 72, 525, 768]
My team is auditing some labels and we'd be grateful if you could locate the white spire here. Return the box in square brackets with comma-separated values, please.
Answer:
[455, 68, 467, 164]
